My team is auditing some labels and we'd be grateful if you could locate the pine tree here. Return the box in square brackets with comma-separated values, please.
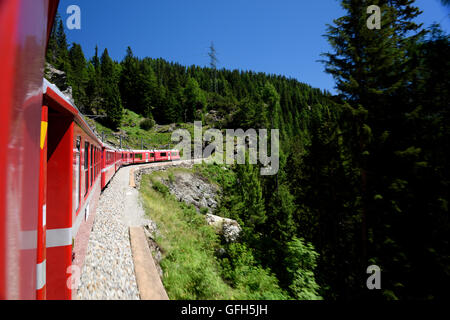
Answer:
[100, 49, 123, 128]
[68, 43, 88, 111]
[92, 45, 100, 72]
[55, 18, 70, 72]
[86, 62, 100, 113]
[184, 77, 206, 122]
[233, 160, 267, 249]
[119, 47, 139, 111]
[320, 0, 444, 299]
[137, 60, 157, 119]
[46, 14, 60, 65]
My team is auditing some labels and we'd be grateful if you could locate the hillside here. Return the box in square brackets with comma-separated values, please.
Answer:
[86, 109, 185, 150]
[45, 5, 450, 301]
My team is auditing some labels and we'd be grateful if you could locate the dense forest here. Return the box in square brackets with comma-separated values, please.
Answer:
[46, 0, 449, 300]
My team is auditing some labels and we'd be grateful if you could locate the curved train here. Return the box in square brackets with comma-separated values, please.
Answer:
[0, 0, 179, 299]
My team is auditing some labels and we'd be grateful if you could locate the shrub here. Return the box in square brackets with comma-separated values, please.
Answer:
[152, 180, 169, 196]
[168, 171, 175, 184]
[284, 237, 322, 300]
[140, 118, 155, 131]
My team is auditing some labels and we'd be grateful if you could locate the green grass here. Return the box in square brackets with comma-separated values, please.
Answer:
[140, 173, 236, 299]
[88, 109, 181, 149]
[139, 167, 290, 300]
[88, 108, 219, 151]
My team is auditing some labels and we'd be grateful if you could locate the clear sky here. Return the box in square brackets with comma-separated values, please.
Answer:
[59, 0, 450, 94]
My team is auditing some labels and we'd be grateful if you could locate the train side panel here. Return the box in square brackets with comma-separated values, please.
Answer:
[0, 0, 58, 300]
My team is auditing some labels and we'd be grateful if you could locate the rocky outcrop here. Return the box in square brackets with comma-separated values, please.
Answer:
[160, 170, 242, 242]
[205, 214, 242, 243]
[44, 63, 75, 105]
[133, 162, 195, 189]
[134, 164, 242, 243]
[164, 172, 220, 213]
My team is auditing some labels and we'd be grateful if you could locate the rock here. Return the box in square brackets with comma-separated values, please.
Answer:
[158, 171, 220, 214]
[144, 221, 160, 240]
[205, 214, 242, 243]
[223, 223, 241, 243]
[45, 63, 75, 106]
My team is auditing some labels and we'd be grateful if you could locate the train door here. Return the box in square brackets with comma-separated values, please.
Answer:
[46, 109, 74, 300]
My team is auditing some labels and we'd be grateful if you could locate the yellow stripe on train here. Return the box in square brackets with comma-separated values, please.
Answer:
[40, 121, 48, 150]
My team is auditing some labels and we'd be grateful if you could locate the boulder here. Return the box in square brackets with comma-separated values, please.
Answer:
[205, 214, 242, 243]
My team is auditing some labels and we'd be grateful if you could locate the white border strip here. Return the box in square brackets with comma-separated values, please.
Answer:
[36, 260, 46, 290]
[101, 163, 115, 173]
[47, 228, 72, 248]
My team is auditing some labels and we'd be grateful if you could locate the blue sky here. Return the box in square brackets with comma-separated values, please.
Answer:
[59, 0, 450, 94]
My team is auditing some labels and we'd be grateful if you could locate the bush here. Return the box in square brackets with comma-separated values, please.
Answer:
[152, 180, 169, 196]
[284, 237, 322, 300]
[220, 243, 289, 299]
[140, 118, 155, 131]
[168, 171, 175, 183]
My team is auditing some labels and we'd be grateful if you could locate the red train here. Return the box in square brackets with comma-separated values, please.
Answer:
[0, 0, 180, 300]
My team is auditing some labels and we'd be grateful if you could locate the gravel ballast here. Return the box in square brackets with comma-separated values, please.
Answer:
[76, 166, 145, 300]
[76, 160, 202, 300]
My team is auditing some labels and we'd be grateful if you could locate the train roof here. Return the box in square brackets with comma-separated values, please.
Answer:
[44, 78, 103, 146]
[43, 79, 179, 153]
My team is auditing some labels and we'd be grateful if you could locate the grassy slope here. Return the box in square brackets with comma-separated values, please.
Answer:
[139, 171, 236, 299]
[87, 109, 195, 150]
[88, 108, 230, 163]
[139, 166, 289, 300]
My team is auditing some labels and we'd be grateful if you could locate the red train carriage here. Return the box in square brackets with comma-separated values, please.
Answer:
[169, 150, 181, 161]
[115, 150, 124, 171]
[132, 150, 150, 164]
[154, 150, 169, 162]
[43, 80, 104, 299]
[0, 0, 182, 300]
[0, 0, 60, 300]
[124, 151, 133, 165]
[154, 150, 180, 162]
[101, 146, 116, 189]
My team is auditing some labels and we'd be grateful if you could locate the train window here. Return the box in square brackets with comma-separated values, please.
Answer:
[150, 153, 154, 158]
[85, 142, 89, 196]
[94, 149, 96, 175]
[94, 148, 96, 177]
[135, 153, 142, 160]
[75, 137, 81, 212]
[160, 152, 166, 157]
[91, 145, 94, 187]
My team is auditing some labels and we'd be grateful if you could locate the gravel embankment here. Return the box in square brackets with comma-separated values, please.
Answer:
[76, 160, 202, 300]
[76, 166, 143, 300]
